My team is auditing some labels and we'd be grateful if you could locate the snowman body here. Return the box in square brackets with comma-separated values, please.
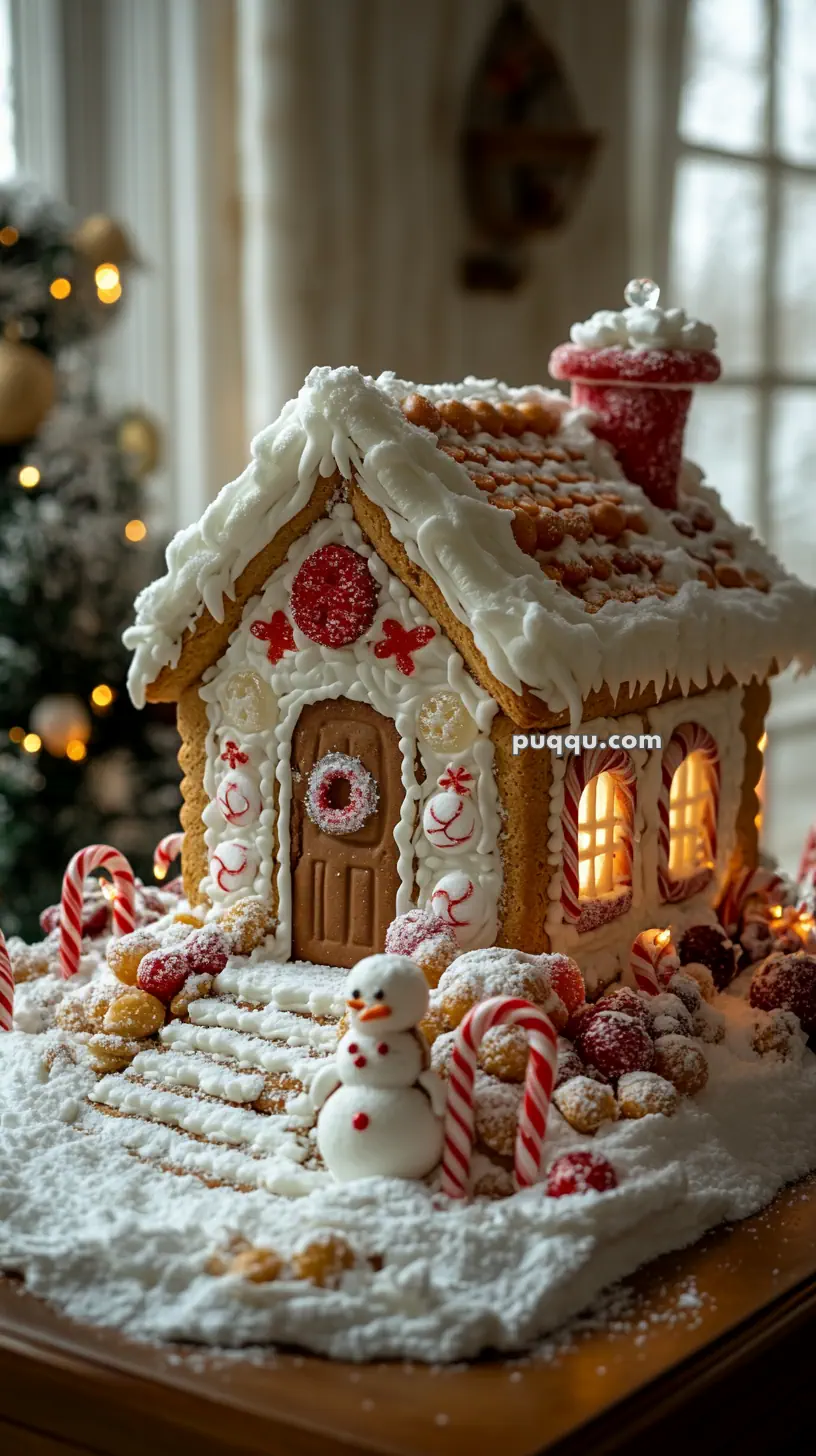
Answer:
[314, 955, 446, 1182]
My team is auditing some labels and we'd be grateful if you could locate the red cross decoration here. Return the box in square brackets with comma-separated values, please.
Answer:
[438, 764, 475, 795]
[250, 610, 296, 664]
[372, 618, 435, 676]
[220, 740, 248, 770]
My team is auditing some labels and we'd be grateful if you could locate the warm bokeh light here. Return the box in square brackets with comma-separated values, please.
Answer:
[66, 739, 87, 762]
[22, 733, 42, 754]
[125, 518, 147, 542]
[18, 465, 40, 488]
[8, 726, 24, 744]
[94, 263, 120, 290]
[49, 277, 72, 300]
[97, 282, 123, 304]
[0, 226, 18, 246]
[153, 862, 168, 881]
[91, 683, 115, 708]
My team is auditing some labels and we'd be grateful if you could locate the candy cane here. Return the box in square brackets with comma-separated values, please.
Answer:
[441, 996, 558, 1198]
[154, 832, 184, 881]
[657, 723, 720, 903]
[561, 747, 637, 923]
[718, 865, 787, 935]
[625, 928, 678, 997]
[59, 845, 136, 980]
[0, 929, 13, 1032]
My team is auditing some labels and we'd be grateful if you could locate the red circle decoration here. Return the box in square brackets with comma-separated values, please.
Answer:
[306, 752, 379, 836]
[290, 545, 378, 648]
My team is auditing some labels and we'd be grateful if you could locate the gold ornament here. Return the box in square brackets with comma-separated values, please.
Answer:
[73, 214, 137, 271]
[117, 411, 161, 477]
[0, 340, 55, 444]
[30, 694, 91, 757]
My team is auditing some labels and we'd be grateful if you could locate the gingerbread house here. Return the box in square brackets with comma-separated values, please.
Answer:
[125, 297, 816, 982]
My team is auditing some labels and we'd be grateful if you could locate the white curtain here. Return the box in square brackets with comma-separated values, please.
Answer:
[237, 0, 633, 434]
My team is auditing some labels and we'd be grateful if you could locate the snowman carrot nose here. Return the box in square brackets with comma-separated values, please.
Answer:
[346, 997, 365, 1009]
[359, 1003, 391, 1022]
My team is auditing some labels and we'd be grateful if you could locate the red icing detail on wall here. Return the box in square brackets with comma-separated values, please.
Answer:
[220, 740, 248, 770]
[438, 764, 474, 795]
[290, 545, 378, 647]
[250, 610, 296, 664]
[372, 618, 435, 675]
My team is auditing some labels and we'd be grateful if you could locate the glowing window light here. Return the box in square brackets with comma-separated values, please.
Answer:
[577, 771, 625, 898]
[66, 739, 87, 762]
[50, 277, 71, 299]
[94, 263, 120, 290]
[8, 726, 24, 744]
[18, 465, 40, 488]
[91, 683, 114, 708]
[22, 733, 42, 754]
[124, 518, 147, 542]
[668, 750, 716, 876]
[0, 226, 18, 246]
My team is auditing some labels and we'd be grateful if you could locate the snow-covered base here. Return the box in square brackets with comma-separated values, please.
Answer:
[2, 969, 816, 1363]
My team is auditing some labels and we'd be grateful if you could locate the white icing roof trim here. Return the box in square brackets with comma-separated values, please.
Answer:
[124, 366, 816, 724]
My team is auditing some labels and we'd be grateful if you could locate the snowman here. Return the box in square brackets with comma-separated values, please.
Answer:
[311, 954, 446, 1182]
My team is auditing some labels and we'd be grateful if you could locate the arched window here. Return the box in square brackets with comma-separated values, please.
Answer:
[562, 748, 636, 932]
[658, 724, 720, 902]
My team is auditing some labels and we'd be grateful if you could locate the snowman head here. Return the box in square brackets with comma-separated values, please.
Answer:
[345, 954, 429, 1034]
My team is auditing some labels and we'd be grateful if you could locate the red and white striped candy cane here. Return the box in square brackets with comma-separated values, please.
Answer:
[59, 844, 136, 980]
[657, 723, 720, 903]
[441, 996, 558, 1198]
[718, 865, 787, 935]
[625, 928, 678, 997]
[561, 747, 637, 923]
[154, 832, 184, 881]
[0, 928, 13, 1032]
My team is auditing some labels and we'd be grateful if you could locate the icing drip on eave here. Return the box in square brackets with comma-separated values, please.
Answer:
[124, 366, 816, 722]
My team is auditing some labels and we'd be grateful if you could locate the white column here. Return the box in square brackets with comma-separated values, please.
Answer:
[10, 0, 66, 197]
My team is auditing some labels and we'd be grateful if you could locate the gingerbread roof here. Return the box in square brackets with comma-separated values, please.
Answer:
[124, 366, 816, 725]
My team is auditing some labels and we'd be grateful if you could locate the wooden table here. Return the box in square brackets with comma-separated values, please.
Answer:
[3, 1174, 816, 1456]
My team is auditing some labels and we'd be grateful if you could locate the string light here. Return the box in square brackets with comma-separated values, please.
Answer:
[22, 733, 41, 754]
[94, 263, 119, 290]
[8, 726, 24, 744]
[97, 283, 122, 304]
[154, 863, 168, 881]
[66, 739, 87, 762]
[49, 277, 71, 300]
[125, 519, 147, 542]
[0, 226, 18, 246]
[18, 466, 40, 488]
[91, 683, 115, 708]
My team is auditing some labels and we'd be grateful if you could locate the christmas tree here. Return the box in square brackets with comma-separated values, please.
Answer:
[0, 180, 181, 938]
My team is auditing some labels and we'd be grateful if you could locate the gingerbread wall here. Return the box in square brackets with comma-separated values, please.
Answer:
[196, 504, 504, 963]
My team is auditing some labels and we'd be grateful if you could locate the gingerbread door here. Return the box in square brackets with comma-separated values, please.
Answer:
[289, 698, 403, 967]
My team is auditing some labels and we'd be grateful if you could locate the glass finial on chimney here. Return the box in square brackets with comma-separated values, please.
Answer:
[624, 277, 661, 309]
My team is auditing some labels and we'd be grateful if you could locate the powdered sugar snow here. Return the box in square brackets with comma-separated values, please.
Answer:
[2, 968, 816, 1363]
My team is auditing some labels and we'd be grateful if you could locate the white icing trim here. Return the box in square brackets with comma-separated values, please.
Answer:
[160, 1021, 328, 1082]
[187, 997, 339, 1048]
[128, 1049, 265, 1104]
[88, 1077, 309, 1153]
[125, 367, 816, 727]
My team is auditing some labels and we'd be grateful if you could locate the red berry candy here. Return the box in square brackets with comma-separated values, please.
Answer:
[749, 952, 816, 1038]
[546, 954, 585, 1016]
[566, 1000, 602, 1052]
[290, 545, 378, 648]
[184, 925, 230, 976]
[40, 896, 110, 938]
[581, 1010, 654, 1080]
[137, 948, 191, 1004]
[601, 985, 651, 1031]
[547, 1151, 618, 1198]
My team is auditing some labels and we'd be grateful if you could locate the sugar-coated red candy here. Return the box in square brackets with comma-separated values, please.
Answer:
[679, 923, 738, 992]
[184, 925, 230, 976]
[566, 1000, 601, 1050]
[546, 1150, 618, 1198]
[546, 954, 585, 1016]
[385, 909, 453, 957]
[137, 948, 191, 1004]
[600, 985, 651, 1030]
[580, 1010, 654, 1080]
[749, 952, 816, 1037]
[290, 545, 378, 648]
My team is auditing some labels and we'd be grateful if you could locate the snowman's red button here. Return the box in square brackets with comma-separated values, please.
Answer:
[352, 1112, 370, 1131]
[354, 1055, 367, 1068]
[347, 1043, 359, 1054]
[377, 1043, 389, 1055]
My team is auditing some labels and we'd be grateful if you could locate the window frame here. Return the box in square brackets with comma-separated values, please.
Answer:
[657, 722, 720, 903]
[561, 747, 637, 933]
